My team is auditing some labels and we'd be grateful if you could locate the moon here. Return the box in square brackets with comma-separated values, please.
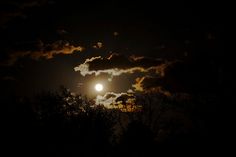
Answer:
[95, 83, 103, 92]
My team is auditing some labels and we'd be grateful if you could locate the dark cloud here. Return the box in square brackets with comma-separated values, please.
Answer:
[104, 92, 117, 99]
[0, 0, 51, 27]
[2, 40, 84, 66]
[132, 76, 171, 96]
[115, 93, 135, 103]
[56, 29, 68, 35]
[161, 61, 219, 93]
[88, 53, 133, 70]
[132, 61, 219, 94]
[1, 76, 16, 81]
[74, 53, 166, 78]
[88, 54, 164, 70]
[96, 92, 134, 106]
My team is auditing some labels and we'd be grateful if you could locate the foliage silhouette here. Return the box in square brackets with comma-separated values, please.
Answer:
[2, 86, 220, 156]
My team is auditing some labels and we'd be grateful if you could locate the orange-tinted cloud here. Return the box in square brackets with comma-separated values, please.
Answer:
[132, 76, 171, 96]
[3, 40, 84, 66]
[132, 77, 145, 91]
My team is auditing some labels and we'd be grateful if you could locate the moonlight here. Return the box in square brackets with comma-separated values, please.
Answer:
[95, 83, 103, 92]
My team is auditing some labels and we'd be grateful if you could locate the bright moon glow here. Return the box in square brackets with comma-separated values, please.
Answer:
[95, 83, 103, 92]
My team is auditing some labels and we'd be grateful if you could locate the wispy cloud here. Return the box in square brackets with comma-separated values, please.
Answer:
[74, 53, 167, 80]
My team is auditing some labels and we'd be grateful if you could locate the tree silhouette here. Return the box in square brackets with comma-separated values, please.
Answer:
[2, 86, 219, 156]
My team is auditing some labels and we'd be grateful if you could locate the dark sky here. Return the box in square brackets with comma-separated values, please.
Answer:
[0, 0, 224, 98]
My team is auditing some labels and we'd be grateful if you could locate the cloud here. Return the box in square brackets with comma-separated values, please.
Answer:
[0, 0, 51, 27]
[132, 76, 171, 96]
[132, 61, 218, 94]
[113, 32, 119, 36]
[3, 40, 84, 66]
[96, 92, 133, 106]
[92, 42, 103, 49]
[95, 92, 139, 112]
[133, 76, 163, 92]
[75, 53, 192, 95]
[74, 53, 166, 79]
[132, 77, 145, 92]
[131, 61, 186, 94]
[75, 53, 206, 96]
[57, 29, 68, 35]
[18, 0, 49, 9]
[1, 76, 16, 81]
[127, 89, 134, 93]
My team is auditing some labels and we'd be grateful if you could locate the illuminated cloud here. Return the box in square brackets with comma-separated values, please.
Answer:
[95, 92, 139, 112]
[95, 92, 132, 106]
[127, 89, 134, 93]
[74, 53, 166, 80]
[132, 76, 159, 92]
[74, 56, 102, 76]
[3, 40, 84, 66]
[132, 77, 145, 91]
[74, 53, 181, 95]
[132, 76, 171, 96]
[131, 61, 179, 94]
[92, 42, 103, 49]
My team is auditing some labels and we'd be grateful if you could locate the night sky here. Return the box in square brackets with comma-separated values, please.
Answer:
[1, 0, 223, 96]
[0, 0, 227, 156]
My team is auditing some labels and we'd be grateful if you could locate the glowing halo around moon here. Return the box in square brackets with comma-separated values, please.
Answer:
[95, 83, 103, 92]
